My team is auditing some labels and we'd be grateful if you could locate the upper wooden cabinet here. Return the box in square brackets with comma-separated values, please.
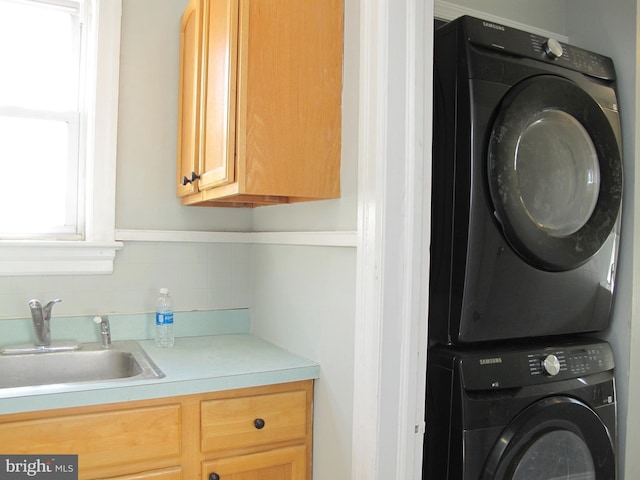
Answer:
[177, 0, 344, 207]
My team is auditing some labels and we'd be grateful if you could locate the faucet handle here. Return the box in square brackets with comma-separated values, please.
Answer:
[93, 315, 112, 349]
[41, 298, 61, 321]
[92, 315, 108, 329]
[44, 298, 62, 309]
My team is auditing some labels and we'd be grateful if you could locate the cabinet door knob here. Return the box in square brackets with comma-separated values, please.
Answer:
[209, 474, 220, 480]
[254, 418, 266, 429]
[181, 171, 201, 185]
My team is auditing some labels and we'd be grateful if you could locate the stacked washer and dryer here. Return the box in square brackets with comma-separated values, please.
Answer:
[424, 16, 623, 480]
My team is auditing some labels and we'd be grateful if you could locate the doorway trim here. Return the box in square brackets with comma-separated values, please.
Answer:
[352, 0, 433, 478]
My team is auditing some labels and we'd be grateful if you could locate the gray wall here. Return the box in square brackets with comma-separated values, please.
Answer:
[438, 0, 565, 32]
[565, 2, 639, 478]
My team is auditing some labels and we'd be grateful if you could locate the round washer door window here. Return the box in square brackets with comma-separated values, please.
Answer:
[511, 430, 595, 480]
[488, 75, 622, 271]
[481, 396, 615, 480]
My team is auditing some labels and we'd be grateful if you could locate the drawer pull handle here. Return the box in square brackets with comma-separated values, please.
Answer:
[209, 474, 220, 480]
[254, 418, 266, 429]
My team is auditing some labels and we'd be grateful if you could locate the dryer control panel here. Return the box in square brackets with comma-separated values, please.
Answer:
[461, 15, 616, 81]
[456, 339, 614, 391]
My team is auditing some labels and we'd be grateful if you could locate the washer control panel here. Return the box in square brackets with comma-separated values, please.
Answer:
[458, 339, 614, 391]
[461, 15, 616, 81]
[527, 346, 608, 377]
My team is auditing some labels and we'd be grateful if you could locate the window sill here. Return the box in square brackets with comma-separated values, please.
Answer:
[0, 241, 123, 276]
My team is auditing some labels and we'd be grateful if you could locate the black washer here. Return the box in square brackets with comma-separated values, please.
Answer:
[423, 338, 617, 479]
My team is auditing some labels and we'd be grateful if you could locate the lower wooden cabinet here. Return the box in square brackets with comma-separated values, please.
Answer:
[0, 380, 313, 480]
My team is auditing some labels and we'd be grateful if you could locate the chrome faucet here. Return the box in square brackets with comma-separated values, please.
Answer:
[93, 316, 112, 349]
[29, 298, 61, 348]
[0, 298, 79, 355]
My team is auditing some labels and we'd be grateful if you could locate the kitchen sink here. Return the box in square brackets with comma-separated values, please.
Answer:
[0, 341, 165, 389]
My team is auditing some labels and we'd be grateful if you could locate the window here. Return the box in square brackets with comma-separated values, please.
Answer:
[0, 0, 82, 238]
[0, 0, 122, 275]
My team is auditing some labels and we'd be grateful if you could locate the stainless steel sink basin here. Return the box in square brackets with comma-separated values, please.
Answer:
[0, 341, 165, 389]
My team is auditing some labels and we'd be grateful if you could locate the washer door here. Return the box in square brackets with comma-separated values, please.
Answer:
[481, 396, 615, 480]
[488, 75, 622, 271]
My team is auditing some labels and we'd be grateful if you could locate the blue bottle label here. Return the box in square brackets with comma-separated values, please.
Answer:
[155, 312, 174, 326]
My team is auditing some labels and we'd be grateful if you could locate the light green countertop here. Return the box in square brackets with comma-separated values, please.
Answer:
[0, 334, 319, 415]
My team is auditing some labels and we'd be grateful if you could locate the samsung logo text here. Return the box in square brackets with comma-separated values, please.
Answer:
[479, 357, 503, 365]
[483, 21, 505, 31]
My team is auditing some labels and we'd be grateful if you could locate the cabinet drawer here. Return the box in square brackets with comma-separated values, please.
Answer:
[0, 405, 181, 471]
[202, 445, 306, 480]
[201, 390, 307, 452]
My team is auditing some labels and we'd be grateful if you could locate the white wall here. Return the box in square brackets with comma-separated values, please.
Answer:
[0, 241, 251, 319]
[116, 0, 253, 232]
[251, 245, 356, 479]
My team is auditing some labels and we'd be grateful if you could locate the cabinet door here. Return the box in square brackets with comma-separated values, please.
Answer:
[0, 405, 181, 476]
[177, 0, 202, 197]
[198, 0, 238, 191]
[202, 445, 306, 480]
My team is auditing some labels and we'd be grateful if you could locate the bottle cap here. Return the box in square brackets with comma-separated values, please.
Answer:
[160, 287, 169, 295]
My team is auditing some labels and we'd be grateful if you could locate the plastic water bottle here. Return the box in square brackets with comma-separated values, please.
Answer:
[155, 288, 175, 347]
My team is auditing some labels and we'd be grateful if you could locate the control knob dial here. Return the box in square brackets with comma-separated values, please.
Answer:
[542, 354, 561, 376]
[543, 38, 563, 59]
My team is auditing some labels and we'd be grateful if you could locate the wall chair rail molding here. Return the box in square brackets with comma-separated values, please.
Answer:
[115, 229, 358, 248]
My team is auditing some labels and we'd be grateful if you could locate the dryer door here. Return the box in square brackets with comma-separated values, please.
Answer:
[487, 75, 622, 272]
[481, 396, 615, 480]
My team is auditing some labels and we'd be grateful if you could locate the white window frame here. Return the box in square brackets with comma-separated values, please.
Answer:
[0, 0, 123, 275]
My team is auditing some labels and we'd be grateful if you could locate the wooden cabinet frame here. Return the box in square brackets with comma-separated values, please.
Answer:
[177, 0, 344, 207]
